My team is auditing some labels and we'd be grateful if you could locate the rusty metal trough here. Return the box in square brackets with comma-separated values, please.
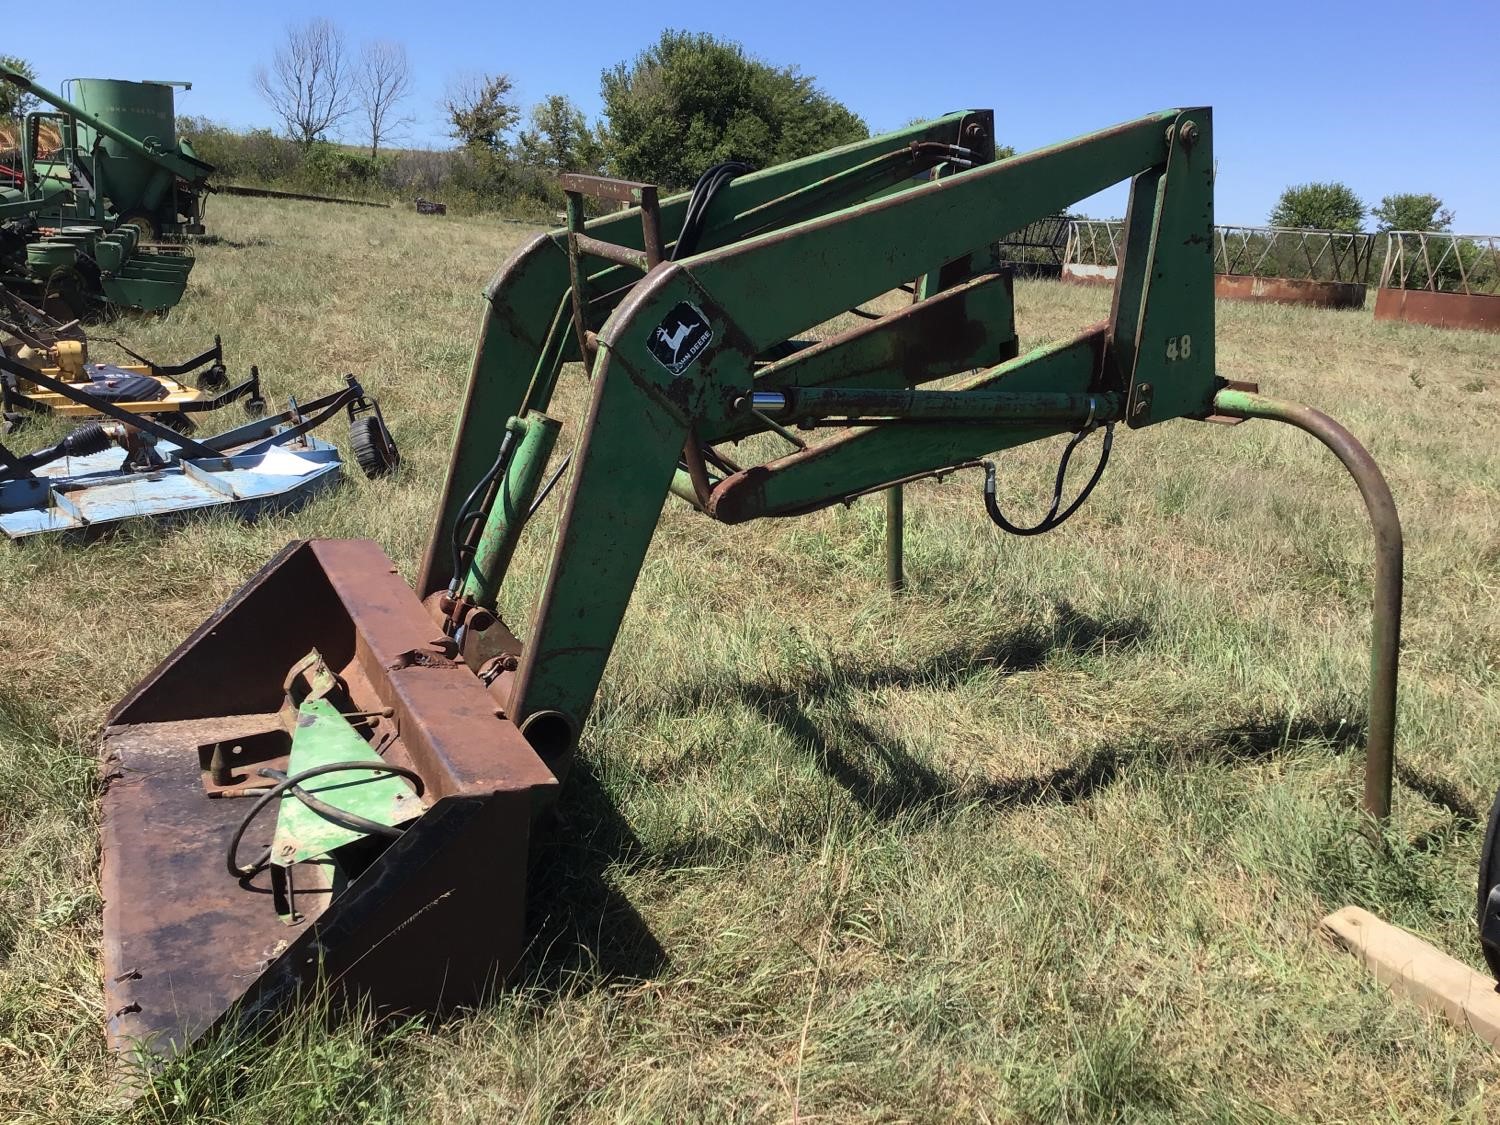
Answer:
[100, 539, 556, 1056]
[1373, 288, 1500, 333]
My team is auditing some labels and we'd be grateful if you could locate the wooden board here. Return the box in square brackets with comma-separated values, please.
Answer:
[1322, 905, 1500, 1048]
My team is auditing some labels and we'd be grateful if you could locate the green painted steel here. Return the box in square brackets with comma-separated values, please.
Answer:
[410, 108, 1224, 738]
[27, 241, 76, 270]
[505, 361, 689, 727]
[403, 103, 1391, 823]
[460, 411, 562, 605]
[704, 272, 1018, 443]
[765, 386, 1125, 423]
[710, 332, 1115, 522]
[73, 78, 180, 219]
[93, 238, 125, 272]
[416, 112, 1006, 596]
[271, 697, 421, 870]
[498, 112, 1224, 732]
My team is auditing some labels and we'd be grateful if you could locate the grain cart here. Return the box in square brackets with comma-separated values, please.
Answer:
[98, 107, 1406, 1060]
[0, 64, 208, 313]
[0, 64, 213, 239]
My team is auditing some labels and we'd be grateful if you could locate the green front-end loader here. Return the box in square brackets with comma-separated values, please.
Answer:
[94, 107, 1408, 1063]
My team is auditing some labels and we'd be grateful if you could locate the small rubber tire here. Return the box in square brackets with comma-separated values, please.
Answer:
[350, 414, 400, 479]
[244, 396, 267, 417]
[117, 211, 160, 243]
[197, 363, 229, 391]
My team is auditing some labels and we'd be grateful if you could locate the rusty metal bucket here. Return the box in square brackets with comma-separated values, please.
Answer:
[99, 539, 557, 1059]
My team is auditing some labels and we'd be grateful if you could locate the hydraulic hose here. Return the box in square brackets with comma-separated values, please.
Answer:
[983, 423, 1115, 536]
[226, 760, 425, 881]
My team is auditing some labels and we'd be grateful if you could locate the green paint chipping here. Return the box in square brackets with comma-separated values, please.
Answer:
[271, 699, 419, 868]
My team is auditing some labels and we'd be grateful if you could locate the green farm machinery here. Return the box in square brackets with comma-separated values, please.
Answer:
[1, 63, 212, 314]
[97, 107, 1409, 1060]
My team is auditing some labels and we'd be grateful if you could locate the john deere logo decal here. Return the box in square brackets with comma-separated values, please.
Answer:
[648, 302, 713, 375]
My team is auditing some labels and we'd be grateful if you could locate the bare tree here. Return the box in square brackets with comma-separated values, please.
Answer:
[254, 19, 353, 146]
[355, 40, 413, 159]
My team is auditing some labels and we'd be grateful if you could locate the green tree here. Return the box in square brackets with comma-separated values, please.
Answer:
[516, 95, 604, 173]
[0, 55, 39, 121]
[1268, 181, 1365, 232]
[600, 31, 867, 187]
[444, 73, 519, 152]
[1371, 192, 1454, 233]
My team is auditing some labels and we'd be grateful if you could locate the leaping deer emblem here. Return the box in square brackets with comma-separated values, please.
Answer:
[655, 320, 694, 364]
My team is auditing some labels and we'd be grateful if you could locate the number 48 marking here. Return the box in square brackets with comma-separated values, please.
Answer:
[1165, 334, 1193, 361]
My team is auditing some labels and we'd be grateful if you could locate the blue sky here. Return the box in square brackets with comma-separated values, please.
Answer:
[9, 0, 1499, 229]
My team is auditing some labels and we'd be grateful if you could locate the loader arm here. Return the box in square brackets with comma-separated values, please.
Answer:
[417, 109, 1000, 595]
[471, 108, 1215, 741]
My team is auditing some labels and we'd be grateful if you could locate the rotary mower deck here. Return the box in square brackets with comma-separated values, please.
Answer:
[0, 364, 398, 539]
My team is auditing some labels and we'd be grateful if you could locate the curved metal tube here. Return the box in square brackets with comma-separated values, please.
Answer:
[1212, 387, 1403, 820]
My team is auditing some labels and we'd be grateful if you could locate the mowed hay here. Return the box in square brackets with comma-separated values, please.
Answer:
[0, 195, 1497, 1122]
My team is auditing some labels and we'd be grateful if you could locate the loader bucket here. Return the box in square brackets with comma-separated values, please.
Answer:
[99, 539, 558, 1060]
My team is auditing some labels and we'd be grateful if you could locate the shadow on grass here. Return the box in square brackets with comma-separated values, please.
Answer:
[631, 600, 1473, 837]
[644, 598, 1152, 718]
[754, 690, 1369, 825]
[618, 598, 1495, 840]
[1396, 762, 1483, 825]
[521, 762, 668, 991]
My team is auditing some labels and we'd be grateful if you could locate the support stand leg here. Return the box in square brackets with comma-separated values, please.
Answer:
[1213, 388, 1403, 821]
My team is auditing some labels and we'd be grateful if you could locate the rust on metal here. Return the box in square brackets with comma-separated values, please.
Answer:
[1064, 221, 1375, 306]
[571, 233, 650, 273]
[1373, 288, 1500, 333]
[561, 173, 665, 267]
[100, 539, 557, 1058]
[559, 173, 658, 208]
[1064, 265, 1369, 309]
[1214, 275, 1367, 309]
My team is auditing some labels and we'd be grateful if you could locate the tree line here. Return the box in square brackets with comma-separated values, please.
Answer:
[201, 25, 869, 216]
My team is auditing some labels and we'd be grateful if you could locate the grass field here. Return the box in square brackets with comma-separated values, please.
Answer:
[1, 195, 1498, 1123]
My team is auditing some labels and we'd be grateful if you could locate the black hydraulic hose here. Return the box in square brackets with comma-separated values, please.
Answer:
[450, 428, 519, 590]
[226, 760, 425, 881]
[671, 161, 753, 261]
[983, 423, 1115, 536]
